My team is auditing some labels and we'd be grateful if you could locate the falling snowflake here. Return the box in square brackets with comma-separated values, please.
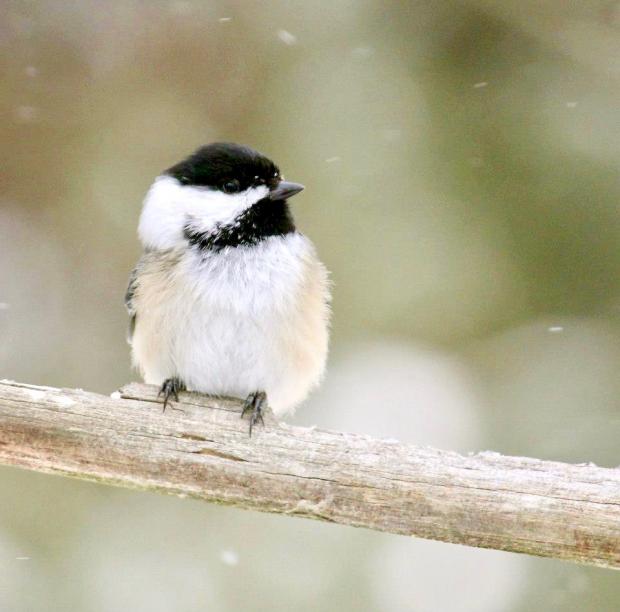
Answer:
[220, 549, 239, 566]
[277, 30, 297, 46]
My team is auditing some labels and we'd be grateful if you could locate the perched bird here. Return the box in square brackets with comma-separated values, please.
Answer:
[125, 143, 330, 433]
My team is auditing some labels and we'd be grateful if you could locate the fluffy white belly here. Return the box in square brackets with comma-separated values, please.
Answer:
[131, 233, 330, 416]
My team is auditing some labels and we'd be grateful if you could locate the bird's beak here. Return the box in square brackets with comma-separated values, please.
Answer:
[269, 181, 304, 201]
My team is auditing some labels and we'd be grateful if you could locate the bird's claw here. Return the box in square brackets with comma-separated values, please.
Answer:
[158, 377, 186, 412]
[241, 391, 267, 436]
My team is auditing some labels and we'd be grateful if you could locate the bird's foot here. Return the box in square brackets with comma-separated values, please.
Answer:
[158, 377, 186, 412]
[241, 391, 267, 436]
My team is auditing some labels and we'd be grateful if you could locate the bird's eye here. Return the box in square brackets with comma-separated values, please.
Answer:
[222, 179, 241, 194]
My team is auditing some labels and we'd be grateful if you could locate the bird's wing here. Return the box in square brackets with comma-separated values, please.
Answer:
[124, 261, 140, 344]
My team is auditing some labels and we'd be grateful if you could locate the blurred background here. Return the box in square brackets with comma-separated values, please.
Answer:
[1, 0, 620, 610]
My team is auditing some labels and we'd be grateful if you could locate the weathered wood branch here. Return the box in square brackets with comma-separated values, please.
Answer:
[0, 379, 619, 569]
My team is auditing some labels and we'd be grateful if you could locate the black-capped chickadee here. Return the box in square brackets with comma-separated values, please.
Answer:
[125, 143, 331, 434]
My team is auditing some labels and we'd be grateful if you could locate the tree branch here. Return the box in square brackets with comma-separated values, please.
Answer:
[0, 379, 619, 569]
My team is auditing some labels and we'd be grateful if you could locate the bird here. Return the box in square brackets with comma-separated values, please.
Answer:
[125, 142, 331, 434]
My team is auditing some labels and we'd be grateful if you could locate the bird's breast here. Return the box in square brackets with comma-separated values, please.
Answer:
[132, 232, 330, 413]
[183, 232, 314, 314]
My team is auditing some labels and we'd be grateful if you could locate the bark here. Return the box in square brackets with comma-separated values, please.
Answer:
[0, 379, 618, 569]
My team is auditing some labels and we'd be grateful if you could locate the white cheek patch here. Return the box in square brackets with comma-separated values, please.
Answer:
[138, 176, 269, 250]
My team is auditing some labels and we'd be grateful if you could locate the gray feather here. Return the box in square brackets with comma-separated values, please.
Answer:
[125, 263, 140, 344]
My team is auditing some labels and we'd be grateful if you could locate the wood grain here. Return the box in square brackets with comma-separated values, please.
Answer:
[0, 379, 619, 569]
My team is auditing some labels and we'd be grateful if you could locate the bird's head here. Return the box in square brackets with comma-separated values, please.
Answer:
[138, 142, 304, 251]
